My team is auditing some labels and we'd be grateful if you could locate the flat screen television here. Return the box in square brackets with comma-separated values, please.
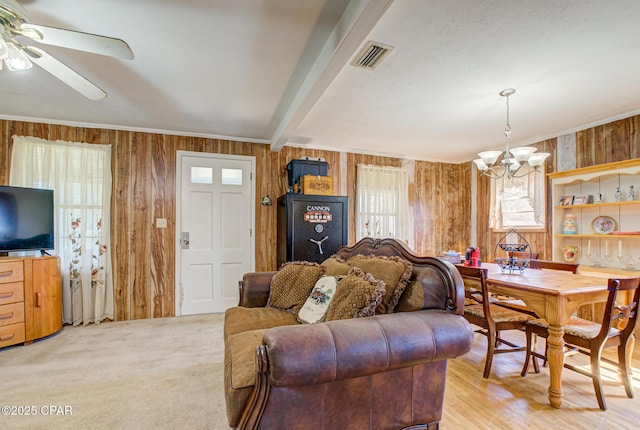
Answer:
[0, 185, 54, 252]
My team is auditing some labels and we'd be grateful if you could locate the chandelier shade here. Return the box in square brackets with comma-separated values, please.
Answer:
[474, 89, 550, 179]
[528, 152, 550, 167]
[509, 146, 537, 162]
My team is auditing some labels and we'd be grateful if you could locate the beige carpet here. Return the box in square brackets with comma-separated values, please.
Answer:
[0, 313, 230, 430]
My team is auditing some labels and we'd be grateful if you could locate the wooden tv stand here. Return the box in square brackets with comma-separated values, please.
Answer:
[0, 256, 62, 349]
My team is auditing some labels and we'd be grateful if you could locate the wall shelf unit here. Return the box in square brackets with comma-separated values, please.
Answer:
[555, 234, 640, 238]
[550, 159, 640, 271]
[555, 200, 640, 209]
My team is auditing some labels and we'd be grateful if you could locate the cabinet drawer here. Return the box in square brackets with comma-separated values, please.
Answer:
[0, 261, 24, 284]
[0, 282, 24, 306]
[0, 302, 25, 327]
[0, 322, 25, 348]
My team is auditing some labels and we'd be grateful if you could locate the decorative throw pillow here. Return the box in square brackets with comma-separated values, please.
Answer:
[325, 267, 385, 321]
[346, 254, 412, 314]
[394, 280, 424, 312]
[297, 275, 343, 324]
[321, 255, 350, 276]
[267, 261, 325, 313]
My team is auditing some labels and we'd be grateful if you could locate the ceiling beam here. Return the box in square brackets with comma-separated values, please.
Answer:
[269, 0, 394, 152]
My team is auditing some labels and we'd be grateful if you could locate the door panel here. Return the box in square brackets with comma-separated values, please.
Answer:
[177, 153, 254, 315]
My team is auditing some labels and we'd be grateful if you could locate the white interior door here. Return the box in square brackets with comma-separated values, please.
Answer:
[176, 151, 255, 315]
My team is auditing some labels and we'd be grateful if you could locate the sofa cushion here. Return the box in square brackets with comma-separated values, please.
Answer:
[347, 254, 412, 314]
[297, 275, 343, 324]
[267, 261, 325, 313]
[321, 255, 351, 276]
[228, 329, 266, 389]
[394, 280, 424, 312]
[224, 328, 268, 427]
[326, 267, 385, 320]
[224, 306, 300, 339]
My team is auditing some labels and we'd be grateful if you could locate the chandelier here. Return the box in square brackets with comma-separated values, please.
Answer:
[473, 89, 550, 179]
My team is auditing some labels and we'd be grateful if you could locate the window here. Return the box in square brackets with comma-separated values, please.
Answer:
[221, 168, 243, 185]
[10, 136, 113, 326]
[356, 164, 409, 241]
[191, 166, 213, 184]
[488, 164, 546, 230]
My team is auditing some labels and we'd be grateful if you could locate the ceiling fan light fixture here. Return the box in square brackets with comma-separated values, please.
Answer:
[4, 41, 32, 70]
[0, 38, 7, 59]
[0, 0, 133, 98]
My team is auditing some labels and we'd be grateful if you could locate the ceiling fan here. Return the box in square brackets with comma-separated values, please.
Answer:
[0, 0, 133, 100]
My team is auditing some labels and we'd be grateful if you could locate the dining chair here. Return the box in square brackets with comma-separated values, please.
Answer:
[508, 251, 539, 260]
[458, 265, 537, 378]
[528, 259, 579, 273]
[521, 277, 640, 410]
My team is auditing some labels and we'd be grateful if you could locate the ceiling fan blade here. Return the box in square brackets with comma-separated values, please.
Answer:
[25, 46, 107, 100]
[20, 23, 134, 60]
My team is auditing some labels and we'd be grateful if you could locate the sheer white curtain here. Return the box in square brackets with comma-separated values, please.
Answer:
[356, 164, 409, 242]
[10, 136, 113, 326]
[488, 163, 546, 230]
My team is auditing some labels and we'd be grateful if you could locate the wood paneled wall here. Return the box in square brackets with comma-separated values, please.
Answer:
[0, 119, 470, 320]
[414, 160, 471, 255]
[6, 112, 634, 321]
[575, 116, 640, 167]
[476, 114, 640, 262]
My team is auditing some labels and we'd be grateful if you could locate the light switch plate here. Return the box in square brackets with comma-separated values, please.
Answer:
[156, 218, 167, 228]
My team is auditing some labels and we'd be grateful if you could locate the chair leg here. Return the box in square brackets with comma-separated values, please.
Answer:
[521, 328, 533, 376]
[484, 329, 496, 379]
[521, 328, 541, 377]
[590, 348, 607, 410]
[618, 340, 635, 399]
[532, 333, 540, 374]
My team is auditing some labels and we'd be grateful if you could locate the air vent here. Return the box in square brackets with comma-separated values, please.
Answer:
[351, 41, 394, 70]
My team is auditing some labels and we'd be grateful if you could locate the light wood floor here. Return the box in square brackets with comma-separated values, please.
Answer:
[441, 329, 640, 429]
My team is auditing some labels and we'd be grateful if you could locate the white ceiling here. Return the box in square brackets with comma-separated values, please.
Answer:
[2, 0, 640, 163]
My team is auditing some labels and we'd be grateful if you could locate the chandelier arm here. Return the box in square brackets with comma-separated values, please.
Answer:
[480, 167, 506, 180]
[509, 167, 541, 179]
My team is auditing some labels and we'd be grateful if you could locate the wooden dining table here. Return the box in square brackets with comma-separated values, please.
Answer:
[466, 262, 613, 409]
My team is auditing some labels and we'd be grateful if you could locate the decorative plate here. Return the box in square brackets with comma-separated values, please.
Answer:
[591, 215, 617, 234]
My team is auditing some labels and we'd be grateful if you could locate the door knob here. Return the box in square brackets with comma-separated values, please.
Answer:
[180, 232, 190, 249]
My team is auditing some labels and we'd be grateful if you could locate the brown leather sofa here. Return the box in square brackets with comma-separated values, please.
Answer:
[223, 238, 473, 430]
